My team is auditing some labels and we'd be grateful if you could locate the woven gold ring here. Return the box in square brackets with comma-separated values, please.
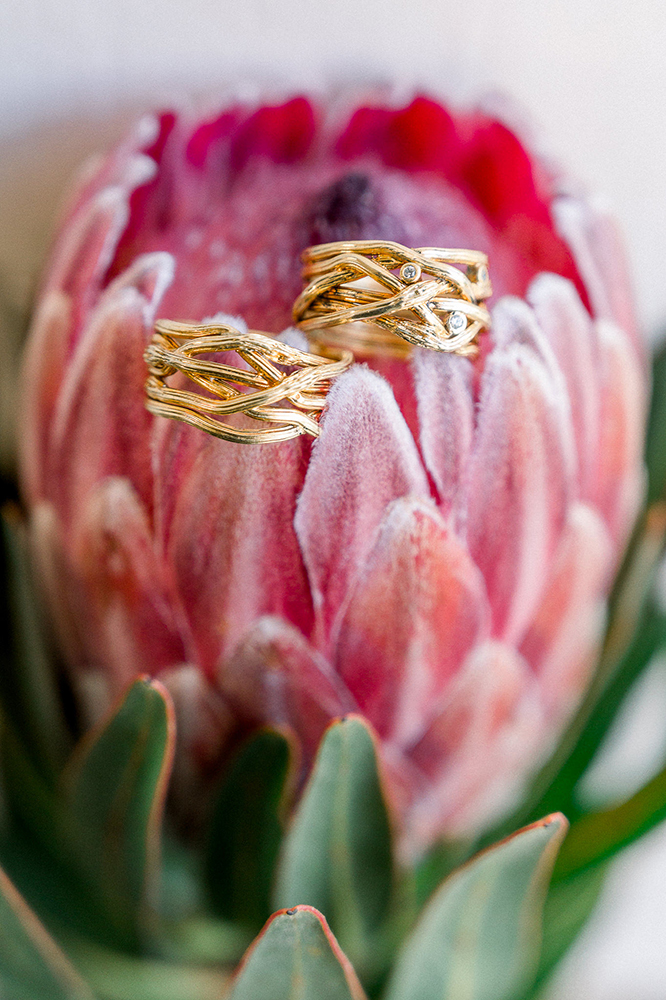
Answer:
[293, 240, 492, 359]
[145, 320, 353, 444]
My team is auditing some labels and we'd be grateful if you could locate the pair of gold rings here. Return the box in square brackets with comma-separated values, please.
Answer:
[144, 240, 492, 445]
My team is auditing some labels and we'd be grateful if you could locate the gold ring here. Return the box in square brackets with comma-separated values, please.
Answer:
[293, 240, 492, 359]
[144, 320, 353, 444]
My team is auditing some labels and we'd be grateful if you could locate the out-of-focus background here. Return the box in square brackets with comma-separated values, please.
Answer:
[1, 2, 665, 995]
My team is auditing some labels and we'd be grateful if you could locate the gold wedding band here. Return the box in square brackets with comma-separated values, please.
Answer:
[293, 240, 492, 359]
[145, 320, 353, 444]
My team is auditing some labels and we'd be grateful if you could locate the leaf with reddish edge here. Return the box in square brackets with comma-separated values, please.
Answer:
[384, 814, 568, 1000]
[62, 677, 175, 949]
[228, 905, 366, 1000]
[0, 863, 94, 1000]
[274, 716, 393, 981]
[206, 728, 295, 931]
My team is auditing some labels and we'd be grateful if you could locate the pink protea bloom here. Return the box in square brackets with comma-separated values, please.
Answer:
[20, 94, 645, 851]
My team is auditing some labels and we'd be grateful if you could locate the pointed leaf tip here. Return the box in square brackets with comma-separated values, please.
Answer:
[274, 715, 393, 968]
[64, 676, 175, 946]
[384, 813, 567, 1000]
[229, 905, 367, 1000]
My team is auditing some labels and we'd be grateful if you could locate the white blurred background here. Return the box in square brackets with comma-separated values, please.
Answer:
[1, 1, 666, 995]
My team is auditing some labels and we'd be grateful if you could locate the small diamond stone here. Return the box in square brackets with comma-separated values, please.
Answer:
[400, 262, 421, 283]
[477, 264, 489, 284]
[447, 311, 467, 335]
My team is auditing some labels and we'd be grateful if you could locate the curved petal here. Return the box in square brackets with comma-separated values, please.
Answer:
[222, 616, 349, 758]
[295, 366, 429, 649]
[159, 664, 236, 824]
[461, 298, 575, 645]
[334, 497, 490, 746]
[47, 252, 174, 521]
[70, 477, 191, 688]
[408, 641, 544, 846]
[520, 502, 612, 721]
[528, 273, 601, 500]
[553, 193, 638, 343]
[167, 435, 312, 677]
[411, 349, 474, 516]
[19, 292, 71, 504]
[591, 320, 646, 545]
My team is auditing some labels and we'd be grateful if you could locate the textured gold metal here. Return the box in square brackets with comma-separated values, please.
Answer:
[145, 320, 353, 444]
[294, 240, 492, 359]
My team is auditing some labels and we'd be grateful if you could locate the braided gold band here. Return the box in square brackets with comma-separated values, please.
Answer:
[293, 240, 492, 359]
[145, 320, 353, 444]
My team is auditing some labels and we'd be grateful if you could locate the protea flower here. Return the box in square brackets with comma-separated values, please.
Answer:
[19, 93, 645, 852]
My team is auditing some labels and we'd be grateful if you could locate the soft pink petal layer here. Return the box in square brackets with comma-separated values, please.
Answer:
[407, 641, 543, 846]
[334, 497, 490, 746]
[20, 292, 71, 504]
[528, 274, 601, 500]
[590, 321, 645, 546]
[553, 193, 638, 344]
[167, 434, 312, 678]
[520, 502, 612, 721]
[47, 253, 174, 521]
[462, 298, 574, 645]
[295, 366, 429, 650]
[222, 616, 349, 758]
[70, 477, 190, 688]
[411, 349, 474, 517]
[159, 664, 236, 825]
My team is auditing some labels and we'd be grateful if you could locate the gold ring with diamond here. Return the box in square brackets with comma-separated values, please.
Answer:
[145, 320, 353, 445]
[293, 240, 492, 359]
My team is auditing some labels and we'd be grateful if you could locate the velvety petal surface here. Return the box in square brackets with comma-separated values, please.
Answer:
[295, 366, 429, 650]
[462, 297, 575, 646]
[334, 497, 490, 746]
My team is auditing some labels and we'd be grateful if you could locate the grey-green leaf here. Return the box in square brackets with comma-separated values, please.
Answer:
[227, 906, 366, 1000]
[384, 813, 568, 1000]
[63, 677, 175, 947]
[0, 862, 94, 1000]
[273, 716, 392, 961]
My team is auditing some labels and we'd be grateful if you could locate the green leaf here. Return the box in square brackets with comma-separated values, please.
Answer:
[273, 716, 393, 970]
[535, 864, 608, 990]
[383, 814, 568, 1000]
[63, 677, 175, 948]
[0, 861, 94, 1000]
[554, 760, 666, 881]
[61, 933, 230, 1000]
[206, 729, 293, 930]
[0, 506, 70, 778]
[646, 339, 666, 502]
[228, 906, 366, 1000]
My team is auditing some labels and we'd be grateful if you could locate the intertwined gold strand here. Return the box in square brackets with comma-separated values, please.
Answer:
[145, 320, 353, 444]
[293, 240, 492, 359]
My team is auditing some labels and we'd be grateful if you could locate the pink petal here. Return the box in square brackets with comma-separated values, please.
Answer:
[408, 641, 544, 846]
[528, 274, 601, 500]
[167, 435, 312, 678]
[20, 292, 71, 504]
[462, 298, 574, 645]
[334, 497, 490, 747]
[70, 477, 191, 688]
[222, 616, 349, 758]
[294, 366, 429, 649]
[29, 501, 91, 669]
[590, 320, 645, 546]
[159, 664, 236, 823]
[411, 349, 474, 516]
[520, 502, 612, 721]
[47, 252, 174, 520]
[553, 193, 639, 344]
